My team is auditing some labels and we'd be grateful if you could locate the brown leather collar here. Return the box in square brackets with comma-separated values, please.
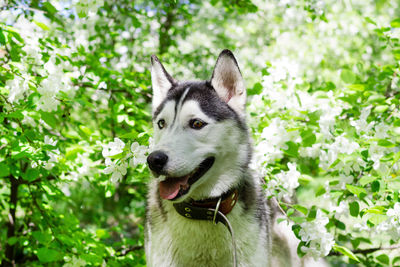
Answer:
[173, 189, 239, 224]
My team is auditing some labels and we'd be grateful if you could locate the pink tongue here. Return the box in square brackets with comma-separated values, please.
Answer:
[159, 176, 190, 200]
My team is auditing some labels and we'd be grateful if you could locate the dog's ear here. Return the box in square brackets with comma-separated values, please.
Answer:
[151, 55, 175, 110]
[210, 49, 246, 114]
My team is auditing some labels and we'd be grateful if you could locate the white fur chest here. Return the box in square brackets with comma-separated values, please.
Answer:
[145, 200, 270, 267]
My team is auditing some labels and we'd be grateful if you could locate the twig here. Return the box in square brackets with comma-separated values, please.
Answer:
[118, 245, 144, 256]
[329, 244, 400, 256]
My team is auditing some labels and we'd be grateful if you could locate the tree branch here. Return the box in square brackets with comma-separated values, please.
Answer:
[118, 245, 144, 256]
[329, 244, 400, 256]
[4, 176, 20, 266]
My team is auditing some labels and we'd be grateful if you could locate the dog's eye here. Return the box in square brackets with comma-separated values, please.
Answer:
[157, 119, 166, 129]
[189, 119, 207, 130]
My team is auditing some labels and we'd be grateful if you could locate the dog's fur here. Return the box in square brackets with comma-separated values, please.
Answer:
[144, 50, 324, 267]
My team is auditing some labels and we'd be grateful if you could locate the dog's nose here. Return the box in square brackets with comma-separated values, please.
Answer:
[147, 150, 168, 174]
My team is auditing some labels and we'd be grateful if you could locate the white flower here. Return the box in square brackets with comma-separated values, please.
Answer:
[330, 201, 348, 219]
[387, 203, 400, 225]
[368, 141, 386, 171]
[36, 56, 73, 112]
[265, 162, 300, 199]
[63, 256, 86, 267]
[299, 210, 334, 259]
[374, 123, 389, 139]
[102, 138, 125, 157]
[256, 118, 299, 164]
[353, 222, 369, 232]
[104, 158, 127, 183]
[37, 95, 59, 112]
[129, 142, 148, 167]
[299, 143, 321, 158]
[44, 135, 58, 146]
[44, 149, 60, 170]
[6, 75, 30, 103]
[331, 135, 360, 155]
[350, 107, 374, 135]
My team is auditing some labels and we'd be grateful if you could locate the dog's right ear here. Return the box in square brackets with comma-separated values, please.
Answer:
[151, 55, 175, 110]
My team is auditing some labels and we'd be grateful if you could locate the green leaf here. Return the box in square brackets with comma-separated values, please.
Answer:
[36, 248, 61, 263]
[81, 253, 102, 265]
[349, 201, 359, 217]
[371, 180, 380, 192]
[377, 139, 395, 147]
[332, 244, 360, 262]
[32, 231, 53, 244]
[0, 28, 6, 45]
[368, 214, 387, 225]
[7, 236, 18, 245]
[40, 111, 58, 128]
[329, 158, 341, 169]
[374, 105, 389, 113]
[79, 125, 92, 136]
[0, 162, 10, 177]
[307, 206, 317, 220]
[283, 141, 299, 157]
[287, 208, 295, 216]
[43, 2, 58, 14]
[296, 242, 307, 258]
[277, 218, 286, 224]
[393, 256, 400, 266]
[341, 69, 356, 84]
[365, 17, 376, 25]
[376, 254, 390, 265]
[298, 175, 312, 186]
[301, 129, 316, 147]
[359, 175, 376, 186]
[96, 229, 110, 239]
[346, 184, 367, 199]
[33, 20, 50, 31]
[290, 216, 307, 224]
[363, 206, 385, 214]
[348, 84, 365, 91]
[293, 204, 308, 215]
[391, 18, 400, 28]
[248, 82, 263, 95]
[22, 168, 40, 182]
[315, 186, 326, 197]
[7, 111, 24, 120]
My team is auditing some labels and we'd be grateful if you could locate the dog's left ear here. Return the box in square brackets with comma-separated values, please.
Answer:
[151, 55, 175, 111]
[210, 49, 246, 115]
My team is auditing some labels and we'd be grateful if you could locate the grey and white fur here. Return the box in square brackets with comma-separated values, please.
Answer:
[145, 50, 326, 267]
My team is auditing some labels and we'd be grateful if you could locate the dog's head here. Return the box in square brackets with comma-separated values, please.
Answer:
[147, 50, 250, 202]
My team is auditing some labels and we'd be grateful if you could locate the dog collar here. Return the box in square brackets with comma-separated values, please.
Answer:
[173, 189, 239, 224]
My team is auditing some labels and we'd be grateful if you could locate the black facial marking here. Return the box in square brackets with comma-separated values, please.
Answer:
[153, 81, 246, 130]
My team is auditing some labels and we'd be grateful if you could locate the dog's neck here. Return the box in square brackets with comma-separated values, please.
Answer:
[172, 188, 239, 222]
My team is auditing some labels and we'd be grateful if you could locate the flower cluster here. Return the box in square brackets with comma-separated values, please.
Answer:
[102, 138, 148, 183]
[299, 210, 335, 259]
[376, 203, 400, 241]
[264, 162, 300, 200]
[2, 12, 77, 112]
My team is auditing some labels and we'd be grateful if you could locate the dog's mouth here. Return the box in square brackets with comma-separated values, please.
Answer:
[158, 157, 215, 201]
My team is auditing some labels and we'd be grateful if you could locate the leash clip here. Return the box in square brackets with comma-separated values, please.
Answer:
[212, 197, 222, 225]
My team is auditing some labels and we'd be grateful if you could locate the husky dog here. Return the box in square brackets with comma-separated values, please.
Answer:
[145, 50, 320, 267]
